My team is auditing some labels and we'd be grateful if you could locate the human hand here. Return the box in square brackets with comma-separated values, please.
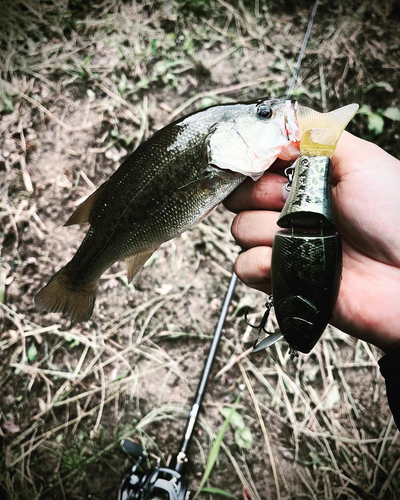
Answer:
[224, 132, 400, 353]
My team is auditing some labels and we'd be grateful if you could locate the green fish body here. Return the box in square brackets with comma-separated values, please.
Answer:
[35, 98, 299, 322]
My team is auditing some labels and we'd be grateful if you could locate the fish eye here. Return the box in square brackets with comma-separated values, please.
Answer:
[257, 104, 273, 119]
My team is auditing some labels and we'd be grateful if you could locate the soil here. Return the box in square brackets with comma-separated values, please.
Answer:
[1, 1, 400, 499]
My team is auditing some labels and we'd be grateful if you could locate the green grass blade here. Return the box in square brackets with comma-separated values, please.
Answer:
[200, 486, 238, 498]
[193, 396, 240, 500]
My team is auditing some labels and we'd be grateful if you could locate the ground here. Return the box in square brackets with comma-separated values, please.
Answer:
[1, 1, 400, 499]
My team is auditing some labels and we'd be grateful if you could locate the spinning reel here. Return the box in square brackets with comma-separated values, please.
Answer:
[89, 439, 189, 500]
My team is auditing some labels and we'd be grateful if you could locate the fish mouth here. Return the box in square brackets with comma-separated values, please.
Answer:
[284, 100, 300, 143]
[278, 100, 300, 161]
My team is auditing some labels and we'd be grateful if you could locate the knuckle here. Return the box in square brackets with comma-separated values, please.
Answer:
[252, 177, 269, 206]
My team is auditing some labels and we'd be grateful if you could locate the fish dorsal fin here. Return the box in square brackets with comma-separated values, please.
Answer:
[64, 183, 106, 226]
[297, 103, 359, 157]
[125, 248, 157, 283]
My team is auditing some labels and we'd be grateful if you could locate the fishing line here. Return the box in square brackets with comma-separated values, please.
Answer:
[216, 0, 320, 342]
[286, 0, 320, 100]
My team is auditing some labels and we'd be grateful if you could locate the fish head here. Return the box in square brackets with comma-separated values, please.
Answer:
[208, 99, 300, 180]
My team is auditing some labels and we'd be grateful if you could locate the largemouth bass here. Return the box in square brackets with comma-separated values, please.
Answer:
[35, 98, 299, 322]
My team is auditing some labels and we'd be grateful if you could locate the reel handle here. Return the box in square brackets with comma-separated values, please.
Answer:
[120, 439, 144, 459]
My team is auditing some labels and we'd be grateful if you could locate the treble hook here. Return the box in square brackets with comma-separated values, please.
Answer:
[244, 296, 283, 352]
[244, 296, 273, 332]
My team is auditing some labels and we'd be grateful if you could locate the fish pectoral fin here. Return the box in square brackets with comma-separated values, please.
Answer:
[65, 182, 106, 226]
[125, 248, 158, 283]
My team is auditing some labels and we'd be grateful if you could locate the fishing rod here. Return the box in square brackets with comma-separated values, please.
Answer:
[89, 274, 237, 500]
[89, 3, 319, 498]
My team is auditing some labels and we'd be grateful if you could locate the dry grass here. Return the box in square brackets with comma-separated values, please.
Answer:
[1, 1, 400, 499]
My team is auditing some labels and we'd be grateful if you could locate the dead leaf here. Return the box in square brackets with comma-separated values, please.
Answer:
[2, 417, 21, 434]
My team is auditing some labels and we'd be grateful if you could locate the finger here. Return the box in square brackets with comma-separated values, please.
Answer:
[332, 131, 397, 182]
[231, 210, 280, 249]
[234, 246, 272, 295]
[240, 280, 271, 295]
[224, 171, 289, 214]
[334, 131, 381, 165]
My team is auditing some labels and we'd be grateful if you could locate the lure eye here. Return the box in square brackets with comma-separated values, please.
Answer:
[257, 104, 273, 119]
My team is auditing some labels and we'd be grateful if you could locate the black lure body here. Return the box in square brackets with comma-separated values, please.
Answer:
[271, 155, 342, 353]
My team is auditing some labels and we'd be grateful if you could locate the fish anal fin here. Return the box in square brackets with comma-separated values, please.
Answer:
[125, 248, 158, 283]
[65, 183, 105, 226]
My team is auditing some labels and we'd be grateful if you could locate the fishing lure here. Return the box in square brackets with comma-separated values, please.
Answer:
[251, 103, 359, 354]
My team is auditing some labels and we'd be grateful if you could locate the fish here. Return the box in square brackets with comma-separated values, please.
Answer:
[35, 98, 300, 323]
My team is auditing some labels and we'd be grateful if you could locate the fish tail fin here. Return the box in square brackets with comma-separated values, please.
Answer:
[35, 266, 99, 323]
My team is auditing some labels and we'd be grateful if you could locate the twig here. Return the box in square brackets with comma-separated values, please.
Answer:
[168, 78, 274, 120]
[93, 352, 106, 434]
[18, 126, 33, 193]
[1, 79, 104, 131]
[96, 83, 140, 125]
[377, 454, 400, 499]
[297, 469, 318, 500]
[215, 347, 252, 379]
[133, 95, 148, 150]
[370, 416, 394, 490]
[239, 363, 281, 499]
